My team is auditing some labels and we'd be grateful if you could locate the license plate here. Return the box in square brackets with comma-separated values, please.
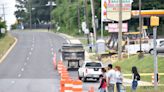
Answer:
[93, 75, 99, 77]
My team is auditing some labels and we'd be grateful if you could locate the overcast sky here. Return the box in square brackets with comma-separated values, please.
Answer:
[0, 0, 17, 30]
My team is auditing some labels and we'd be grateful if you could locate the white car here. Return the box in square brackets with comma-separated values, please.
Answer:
[78, 61, 103, 82]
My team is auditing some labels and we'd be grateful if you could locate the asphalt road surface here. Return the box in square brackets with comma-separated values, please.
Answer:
[0, 31, 99, 92]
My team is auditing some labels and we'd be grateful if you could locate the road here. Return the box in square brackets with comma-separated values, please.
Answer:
[0, 31, 99, 92]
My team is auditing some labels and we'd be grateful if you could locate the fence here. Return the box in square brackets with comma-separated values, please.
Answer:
[23, 24, 56, 29]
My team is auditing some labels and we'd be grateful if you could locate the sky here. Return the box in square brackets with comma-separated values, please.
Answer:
[0, 0, 17, 30]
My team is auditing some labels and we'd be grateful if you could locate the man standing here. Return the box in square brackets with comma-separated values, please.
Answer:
[107, 64, 116, 92]
[48, 26, 50, 32]
[89, 42, 92, 52]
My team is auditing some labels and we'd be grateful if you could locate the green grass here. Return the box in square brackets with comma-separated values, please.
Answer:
[86, 49, 109, 53]
[126, 86, 164, 92]
[113, 55, 164, 84]
[14, 29, 49, 32]
[80, 39, 95, 45]
[0, 34, 15, 57]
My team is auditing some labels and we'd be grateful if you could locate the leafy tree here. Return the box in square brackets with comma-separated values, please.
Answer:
[0, 17, 7, 38]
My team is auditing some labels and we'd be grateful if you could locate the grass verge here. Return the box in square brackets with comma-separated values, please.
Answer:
[80, 39, 95, 46]
[113, 55, 164, 84]
[126, 86, 164, 92]
[0, 34, 15, 57]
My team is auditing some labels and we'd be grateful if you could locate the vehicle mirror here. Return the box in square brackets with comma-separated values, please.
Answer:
[58, 49, 61, 52]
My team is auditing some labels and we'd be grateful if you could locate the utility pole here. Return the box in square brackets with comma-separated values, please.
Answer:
[118, 0, 122, 61]
[29, 0, 31, 30]
[2, 4, 6, 21]
[50, 0, 52, 31]
[77, 0, 81, 35]
[91, 0, 97, 40]
[138, 0, 144, 59]
[85, 0, 90, 44]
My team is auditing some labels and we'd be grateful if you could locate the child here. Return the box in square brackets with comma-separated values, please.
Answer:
[98, 74, 106, 92]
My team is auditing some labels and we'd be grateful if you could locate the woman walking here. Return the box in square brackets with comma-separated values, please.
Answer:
[115, 65, 123, 92]
[132, 66, 140, 91]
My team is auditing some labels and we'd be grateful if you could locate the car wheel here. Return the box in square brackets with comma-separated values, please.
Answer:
[78, 73, 82, 80]
[150, 49, 154, 55]
[83, 73, 87, 82]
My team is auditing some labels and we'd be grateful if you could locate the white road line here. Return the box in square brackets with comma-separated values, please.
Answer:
[60, 55, 63, 61]
[18, 74, 21, 77]
[51, 48, 53, 50]
[49, 39, 51, 41]
[22, 68, 24, 71]
[27, 57, 29, 60]
[66, 39, 70, 44]
[33, 39, 34, 40]
[11, 81, 15, 84]
[29, 52, 31, 55]
[31, 48, 33, 50]
[51, 44, 52, 46]
[52, 52, 53, 55]
[24, 63, 27, 65]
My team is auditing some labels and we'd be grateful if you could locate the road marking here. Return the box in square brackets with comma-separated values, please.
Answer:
[51, 48, 53, 50]
[27, 57, 29, 60]
[11, 81, 15, 84]
[51, 44, 52, 46]
[52, 52, 53, 55]
[29, 52, 31, 55]
[22, 68, 24, 71]
[18, 74, 21, 77]
[24, 63, 27, 65]
[31, 48, 33, 50]
[0, 37, 18, 63]
[60, 55, 63, 61]
[66, 39, 70, 44]
[49, 39, 51, 41]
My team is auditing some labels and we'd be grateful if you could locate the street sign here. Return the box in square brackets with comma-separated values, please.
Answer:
[92, 19, 98, 28]
[101, 0, 112, 22]
[108, 23, 128, 33]
[84, 29, 89, 34]
[82, 22, 86, 32]
[1, 28, 5, 33]
[106, 0, 133, 21]
[105, 26, 108, 30]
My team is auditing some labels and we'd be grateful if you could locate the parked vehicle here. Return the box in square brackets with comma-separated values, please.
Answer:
[144, 39, 164, 54]
[78, 61, 103, 82]
[59, 43, 85, 69]
[144, 42, 164, 55]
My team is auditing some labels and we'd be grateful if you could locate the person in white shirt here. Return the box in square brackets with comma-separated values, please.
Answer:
[115, 65, 123, 92]
[107, 64, 116, 92]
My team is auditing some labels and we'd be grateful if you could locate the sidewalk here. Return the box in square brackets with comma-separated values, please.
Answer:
[57, 32, 152, 85]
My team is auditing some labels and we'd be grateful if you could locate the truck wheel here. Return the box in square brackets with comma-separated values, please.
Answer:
[83, 73, 87, 82]
[78, 73, 82, 80]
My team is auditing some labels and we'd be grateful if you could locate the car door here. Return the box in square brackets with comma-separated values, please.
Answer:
[157, 43, 164, 53]
[79, 62, 85, 77]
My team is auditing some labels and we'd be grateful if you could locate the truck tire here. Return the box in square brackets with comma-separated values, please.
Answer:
[78, 73, 82, 80]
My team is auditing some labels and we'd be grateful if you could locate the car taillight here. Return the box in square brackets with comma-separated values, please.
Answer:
[86, 69, 87, 73]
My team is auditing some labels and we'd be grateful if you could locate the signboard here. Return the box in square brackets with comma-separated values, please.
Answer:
[82, 22, 86, 32]
[84, 29, 89, 34]
[108, 23, 128, 33]
[101, 0, 111, 22]
[92, 19, 98, 28]
[1, 28, 5, 33]
[107, 0, 133, 21]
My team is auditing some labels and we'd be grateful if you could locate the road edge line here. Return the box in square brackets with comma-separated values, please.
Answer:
[0, 37, 18, 63]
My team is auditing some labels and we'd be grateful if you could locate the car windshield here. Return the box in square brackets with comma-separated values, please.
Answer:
[85, 62, 102, 67]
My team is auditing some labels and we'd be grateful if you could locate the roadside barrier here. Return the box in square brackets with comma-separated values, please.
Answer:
[88, 87, 94, 92]
[61, 67, 68, 76]
[53, 53, 57, 69]
[65, 78, 73, 92]
[58, 62, 63, 75]
[152, 72, 159, 85]
[73, 79, 82, 92]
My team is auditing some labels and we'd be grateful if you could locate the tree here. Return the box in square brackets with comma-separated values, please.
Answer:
[0, 17, 7, 38]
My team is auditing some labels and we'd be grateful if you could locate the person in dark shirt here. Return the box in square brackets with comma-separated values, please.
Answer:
[99, 74, 106, 92]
